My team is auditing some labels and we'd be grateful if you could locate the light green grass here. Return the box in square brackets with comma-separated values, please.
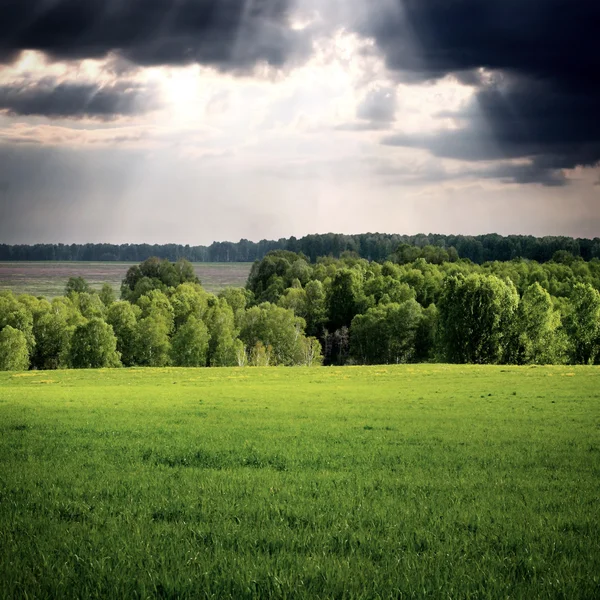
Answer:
[0, 365, 599, 599]
[0, 261, 252, 297]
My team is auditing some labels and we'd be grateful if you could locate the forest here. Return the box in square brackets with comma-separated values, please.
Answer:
[1, 246, 600, 371]
[2, 232, 600, 264]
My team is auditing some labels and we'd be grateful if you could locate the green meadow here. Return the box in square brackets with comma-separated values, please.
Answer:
[0, 365, 599, 599]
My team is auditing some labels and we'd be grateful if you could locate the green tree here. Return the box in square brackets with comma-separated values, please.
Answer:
[31, 301, 74, 369]
[363, 275, 415, 306]
[69, 318, 121, 369]
[278, 287, 308, 319]
[219, 287, 252, 328]
[304, 280, 327, 337]
[0, 326, 30, 371]
[565, 283, 600, 364]
[0, 292, 35, 354]
[438, 274, 519, 364]
[137, 290, 174, 332]
[240, 303, 307, 366]
[414, 303, 438, 362]
[298, 336, 323, 366]
[170, 283, 209, 330]
[121, 257, 199, 302]
[509, 283, 564, 364]
[234, 338, 248, 366]
[350, 300, 423, 364]
[205, 298, 239, 367]
[65, 276, 90, 295]
[327, 269, 365, 332]
[73, 292, 107, 320]
[170, 316, 210, 367]
[133, 314, 171, 367]
[99, 284, 116, 307]
[249, 341, 272, 366]
[106, 301, 140, 366]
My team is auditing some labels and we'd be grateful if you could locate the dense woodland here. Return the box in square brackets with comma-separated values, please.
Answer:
[2, 232, 600, 264]
[1, 247, 600, 371]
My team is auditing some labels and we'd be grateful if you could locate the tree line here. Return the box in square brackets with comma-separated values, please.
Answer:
[2, 232, 600, 264]
[1, 252, 599, 371]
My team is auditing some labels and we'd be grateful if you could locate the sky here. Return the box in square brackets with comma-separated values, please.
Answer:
[0, 0, 599, 245]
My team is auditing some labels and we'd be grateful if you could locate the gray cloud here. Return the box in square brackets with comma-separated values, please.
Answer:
[363, 0, 600, 183]
[0, 78, 159, 119]
[0, 0, 309, 71]
[356, 86, 396, 123]
[382, 73, 600, 185]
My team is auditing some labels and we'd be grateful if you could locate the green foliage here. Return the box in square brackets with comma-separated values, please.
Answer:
[31, 300, 73, 369]
[218, 287, 252, 315]
[0, 325, 29, 371]
[246, 251, 311, 304]
[509, 283, 565, 364]
[64, 276, 90, 295]
[106, 301, 140, 367]
[303, 280, 327, 337]
[170, 317, 209, 367]
[565, 283, 600, 364]
[0, 291, 35, 353]
[414, 303, 439, 362]
[137, 289, 174, 333]
[393, 243, 459, 265]
[351, 300, 424, 364]
[278, 287, 308, 320]
[68, 318, 120, 369]
[121, 257, 199, 302]
[2, 251, 600, 369]
[4, 232, 600, 265]
[439, 274, 519, 364]
[205, 298, 238, 367]
[363, 275, 415, 306]
[170, 283, 210, 330]
[240, 303, 307, 366]
[248, 340, 272, 366]
[133, 314, 171, 367]
[298, 336, 323, 366]
[99, 283, 116, 307]
[72, 292, 106, 320]
[327, 269, 365, 332]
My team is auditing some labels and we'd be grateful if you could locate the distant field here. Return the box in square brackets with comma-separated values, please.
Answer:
[0, 261, 252, 297]
[1, 365, 599, 598]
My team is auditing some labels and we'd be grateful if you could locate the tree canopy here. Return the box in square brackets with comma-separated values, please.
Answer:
[1, 249, 599, 370]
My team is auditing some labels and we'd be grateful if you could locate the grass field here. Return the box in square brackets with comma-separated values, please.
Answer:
[1, 365, 599, 599]
[0, 262, 252, 297]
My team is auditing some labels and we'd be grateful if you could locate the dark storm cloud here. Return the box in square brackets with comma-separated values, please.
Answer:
[0, 0, 307, 70]
[367, 0, 600, 183]
[0, 78, 158, 118]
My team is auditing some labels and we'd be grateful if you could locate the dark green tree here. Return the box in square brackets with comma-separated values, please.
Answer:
[121, 257, 199, 302]
[327, 269, 365, 332]
[438, 274, 518, 364]
[350, 300, 423, 364]
[565, 283, 600, 364]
